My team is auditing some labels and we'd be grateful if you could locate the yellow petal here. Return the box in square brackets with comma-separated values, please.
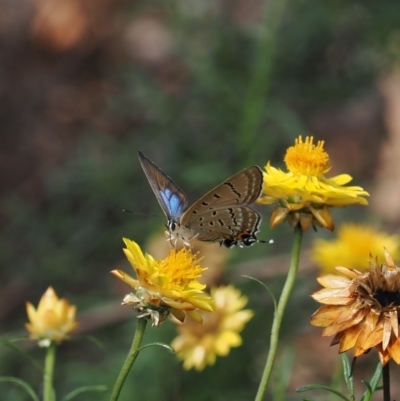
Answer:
[270, 207, 289, 228]
[298, 213, 313, 231]
[388, 337, 400, 364]
[110, 269, 140, 289]
[334, 266, 361, 279]
[316, 275, 352, 289]
[322, 309, 365, 336]
[309, 205, 334, 231]
[339, 324, 362, 353]
[382, 316, 392, 350]
[311, 287, 354, 304]
[186, 309, 203, 324]
[355, 311, 380, 350]
[390, 309, 398, 338]
[310, 305, 347, 327]
[171, 308, 186, 323]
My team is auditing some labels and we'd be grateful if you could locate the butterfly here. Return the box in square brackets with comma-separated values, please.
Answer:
[138, 151, 264, 248]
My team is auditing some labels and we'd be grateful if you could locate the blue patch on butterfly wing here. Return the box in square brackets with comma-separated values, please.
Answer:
[160, 188, 185, 219]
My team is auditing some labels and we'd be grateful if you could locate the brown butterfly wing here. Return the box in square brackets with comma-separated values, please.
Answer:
[179, 166, 263, 246]
[189, 206, 262, 244]
[180, 166, 263, 224]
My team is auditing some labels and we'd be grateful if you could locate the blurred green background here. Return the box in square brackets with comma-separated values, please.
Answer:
[1, 0, 400, 399]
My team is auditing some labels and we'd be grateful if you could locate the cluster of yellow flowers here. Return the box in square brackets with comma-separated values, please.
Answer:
[26, 135, 400, 372]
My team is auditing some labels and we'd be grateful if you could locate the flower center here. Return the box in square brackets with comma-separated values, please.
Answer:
[374, 289, 400, 308]
[159, 249, 204, 286]
[284, 136, 330, 176]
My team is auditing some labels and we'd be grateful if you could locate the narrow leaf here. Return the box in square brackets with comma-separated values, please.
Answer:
[138, 342, 175, 353]
[296, 384, 350, 401]
[0, 339, 43, 371]
[369, 362, 383, 391]
[0, 376, 40, 401]
[340, 353, 354, 396]
[61, 385, 107, 401]
[242, 275, 277, 310]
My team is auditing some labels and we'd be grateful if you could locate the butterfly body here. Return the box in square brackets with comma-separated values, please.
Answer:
[138, 151, 263, 248]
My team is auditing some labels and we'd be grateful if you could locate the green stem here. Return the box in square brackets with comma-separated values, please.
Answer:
[382, 362, 390, 401]
[43, 343, 56, 401]
[255, 225, 303, 401]
[110, 318, 147, 401]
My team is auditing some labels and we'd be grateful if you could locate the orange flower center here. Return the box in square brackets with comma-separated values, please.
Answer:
[284, 136, 330, 176]
[158, 249, 204, 286]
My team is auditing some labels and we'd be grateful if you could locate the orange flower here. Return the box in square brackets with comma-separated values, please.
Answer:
[311, 249, 400, 365]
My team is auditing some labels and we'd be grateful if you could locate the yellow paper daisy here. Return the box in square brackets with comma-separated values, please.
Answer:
[311, 249, 400, 366]
[311, 223, 400, 274]
[257, 136, 369, 231]
[111, 238, 216, 326]
[171, 285, 253, 370]
[25, 287, 78, 347]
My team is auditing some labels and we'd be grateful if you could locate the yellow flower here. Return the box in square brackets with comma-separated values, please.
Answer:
[257, 136, 369, 231]
[312, 223, 400, 274]
[146, 230, 228, 287]
[111, 238, 216, 327]
[311, 249, 400, 366]
[25, 287, 78, 347]
[171, 285, 253, 370]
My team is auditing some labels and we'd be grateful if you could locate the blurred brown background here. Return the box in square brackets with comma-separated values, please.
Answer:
[1, 0, 400, 399]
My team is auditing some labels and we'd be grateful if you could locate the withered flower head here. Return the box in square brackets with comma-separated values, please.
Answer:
[311, 249, 400, 365]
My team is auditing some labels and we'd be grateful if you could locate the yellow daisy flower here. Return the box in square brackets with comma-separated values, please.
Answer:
[311, 249, 400, 366]
[25, 287, 78, 347]
[311, 223, 400, 274]
[146, 230, 229, 287]
[257, 136, 369, 231]
[171, 285, 253, 370]
[111, 238, 216, 327]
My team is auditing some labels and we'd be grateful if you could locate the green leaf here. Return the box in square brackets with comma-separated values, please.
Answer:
[362, 381, 372, 394]
[340, 353, 354, 396]
[360, 362, 382, 401]
[0, 338, 43, 371]
[368, 362, 383, 391]
[241, 275, 277, 310]
[0, 376, 40, 401]
[296, 384, 351, 401]
[75, 335, 106, 351]
[61, 385, 107, 401]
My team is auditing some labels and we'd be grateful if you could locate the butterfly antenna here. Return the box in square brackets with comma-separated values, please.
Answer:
[258, 239, 274, 244]
[122, 210, 160, 218]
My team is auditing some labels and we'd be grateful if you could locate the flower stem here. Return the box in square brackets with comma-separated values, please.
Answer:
[382, 362, 390, 401]
[255, 225, 303, 401]
[43, 343, 56, 401]
[110, 317, 147, 401]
